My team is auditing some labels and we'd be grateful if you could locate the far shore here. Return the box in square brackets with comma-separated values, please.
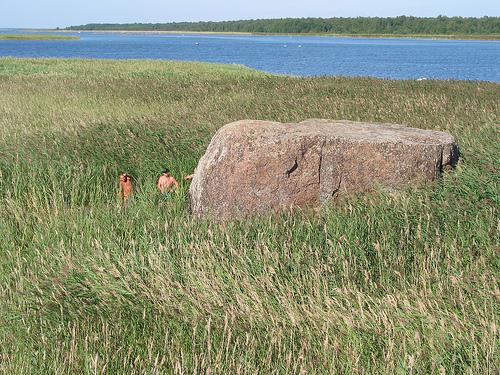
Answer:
[0, 34, 80, 40]
[53, 29, 500, 41]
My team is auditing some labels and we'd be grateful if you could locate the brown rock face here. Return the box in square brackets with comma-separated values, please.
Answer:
[189, 119, 458, 218]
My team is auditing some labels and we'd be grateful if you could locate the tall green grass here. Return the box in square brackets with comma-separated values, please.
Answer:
[0, 58, 498, 373]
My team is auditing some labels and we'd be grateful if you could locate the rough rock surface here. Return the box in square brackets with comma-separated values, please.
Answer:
[189, 119, 459, 218]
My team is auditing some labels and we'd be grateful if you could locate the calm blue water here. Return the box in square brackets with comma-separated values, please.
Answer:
[1, 30, 499, 81]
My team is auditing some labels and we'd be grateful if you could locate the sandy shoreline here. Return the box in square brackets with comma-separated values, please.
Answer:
[24, 29, 500, 41]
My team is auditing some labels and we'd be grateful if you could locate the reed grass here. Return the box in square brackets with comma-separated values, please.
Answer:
[0, 57, 498, 374]
[0, 34, 79, 40]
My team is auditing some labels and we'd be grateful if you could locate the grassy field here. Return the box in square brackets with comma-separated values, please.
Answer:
[0, 34, 79, 40]
[0, 57, 498, 374]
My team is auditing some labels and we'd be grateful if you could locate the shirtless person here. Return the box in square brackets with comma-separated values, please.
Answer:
[157, 168, 179, 193]
[119, 173, 133, 205]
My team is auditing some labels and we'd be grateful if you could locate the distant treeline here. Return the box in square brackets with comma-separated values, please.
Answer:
[66, 16, 500, 35]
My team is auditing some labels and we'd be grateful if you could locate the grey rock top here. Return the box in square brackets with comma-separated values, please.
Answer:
[190, 119, 459, 218]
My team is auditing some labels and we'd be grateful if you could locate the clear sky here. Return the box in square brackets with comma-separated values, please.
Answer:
[2, 0, 499, 28]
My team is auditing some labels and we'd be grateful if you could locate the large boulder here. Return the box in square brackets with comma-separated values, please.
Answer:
[189, 119, 458, 218]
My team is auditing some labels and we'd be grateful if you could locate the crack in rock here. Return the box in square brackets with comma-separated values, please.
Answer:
[286, 158, 299, 178]
[318, 138, 326, 185]
[332, 175, 342, 197]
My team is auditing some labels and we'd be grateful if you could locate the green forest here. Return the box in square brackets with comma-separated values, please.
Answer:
[66, 16, 500, 35]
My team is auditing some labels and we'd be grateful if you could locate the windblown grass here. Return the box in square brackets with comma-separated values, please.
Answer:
[0, 57, 498, 373]
[0, 34, 80, 40]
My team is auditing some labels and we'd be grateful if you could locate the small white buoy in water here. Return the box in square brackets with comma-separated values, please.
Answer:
[416, 77, 428, 81]
[283, 44, 287, 48]
[195, 42, 199, 45]
[298, 45, 302, 48]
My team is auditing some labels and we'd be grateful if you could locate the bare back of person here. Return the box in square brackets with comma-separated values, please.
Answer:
[157, 169, 179, 193]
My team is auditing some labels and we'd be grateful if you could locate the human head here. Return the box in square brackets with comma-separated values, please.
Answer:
[120, 173, 130, 182]
[162, 168, 170, 176]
